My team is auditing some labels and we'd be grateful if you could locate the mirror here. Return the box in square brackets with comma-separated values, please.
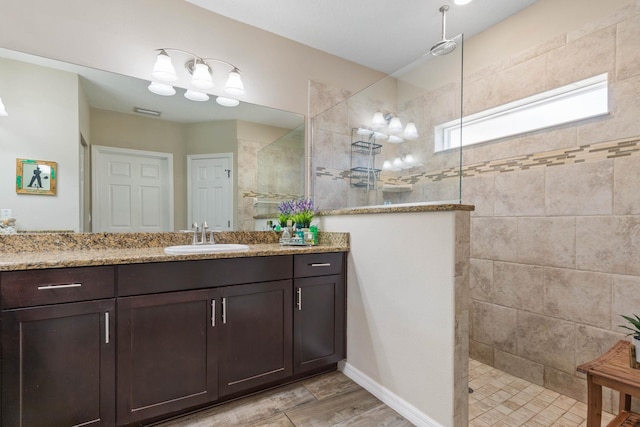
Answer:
[0, 48, 304, 233]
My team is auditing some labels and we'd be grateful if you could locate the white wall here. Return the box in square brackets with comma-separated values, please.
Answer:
[321, 211, 460, 427]
[0, 58, 81, 231]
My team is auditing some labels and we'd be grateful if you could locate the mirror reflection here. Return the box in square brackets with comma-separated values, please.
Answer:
[0, 48, 304, 233]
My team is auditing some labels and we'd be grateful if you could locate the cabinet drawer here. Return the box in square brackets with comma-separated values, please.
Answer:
[118, 255, 293, 296]
[294, 252, 344, 278]
[1, 266, 115, 309]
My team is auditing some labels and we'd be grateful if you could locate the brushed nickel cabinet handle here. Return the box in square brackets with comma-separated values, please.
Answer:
[37, 283, 82, 290]
[297, 288, 302, 311]
[222, 297, 227, 324]
[105, 312, 110, 344]
[211, 300, 216, 327]
[310, 263, 331, 267]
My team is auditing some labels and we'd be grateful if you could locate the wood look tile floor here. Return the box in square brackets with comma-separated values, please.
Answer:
[154, 371, 413, 427]
[156, 360, 615, 426]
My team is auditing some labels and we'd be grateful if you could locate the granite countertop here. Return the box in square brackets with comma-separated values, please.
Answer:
[254, 203, 474, 220]
[0, 231, 349, 272]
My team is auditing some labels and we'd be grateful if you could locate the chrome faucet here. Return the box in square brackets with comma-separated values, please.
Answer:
[201, 221, 208, 244]
[192, 222, 199, 245]
[192, 221, 213, 245]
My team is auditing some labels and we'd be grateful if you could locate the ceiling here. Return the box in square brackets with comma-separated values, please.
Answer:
[186, 0, 539, 74]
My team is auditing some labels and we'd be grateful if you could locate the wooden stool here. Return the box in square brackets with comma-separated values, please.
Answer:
[577, 341, 640, 427]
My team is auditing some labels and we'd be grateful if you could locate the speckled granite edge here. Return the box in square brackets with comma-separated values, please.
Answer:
[318, 203, 475, 216]
[0, 231, 349, 254]
[255, 203, 475, 219]
[0, 243, 349, 272]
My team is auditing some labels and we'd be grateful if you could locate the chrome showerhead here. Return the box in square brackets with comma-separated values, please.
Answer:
[431, 5, 457, 56]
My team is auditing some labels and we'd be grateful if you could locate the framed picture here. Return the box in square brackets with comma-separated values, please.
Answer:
[16, 159, 57, 196]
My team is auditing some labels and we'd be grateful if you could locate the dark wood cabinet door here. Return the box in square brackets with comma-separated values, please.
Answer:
[218, 280, 292, 396]
[2, 299, 116, 427]
[117, 289, 219, 426]
[293, 274, 346, 373]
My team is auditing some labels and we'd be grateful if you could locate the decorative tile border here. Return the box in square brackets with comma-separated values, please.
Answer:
[315, 137, 640, 186]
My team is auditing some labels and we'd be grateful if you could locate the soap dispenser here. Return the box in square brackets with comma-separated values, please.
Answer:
[281, 225, 291, 244]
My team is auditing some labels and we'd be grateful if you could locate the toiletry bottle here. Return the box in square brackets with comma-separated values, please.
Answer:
[281, 226, 290, 242]
[310, 224, 318, 245]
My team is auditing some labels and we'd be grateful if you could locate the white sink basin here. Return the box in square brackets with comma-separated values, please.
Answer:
[164, 244, 250, 255]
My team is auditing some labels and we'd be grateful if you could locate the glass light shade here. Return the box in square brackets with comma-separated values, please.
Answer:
[404, 154, 415, 164]
[191, 62, 214, 90]
[382, 160, 392, 170]
[388, 135, 404, 144]
[454, 0, 473, 4]
[184, 89, 209, 102]
[357, 128, 372, 136]
[151, 51, 177, 83]
[370, 112, 386, 130]
[0, 97, 7, 116]
[373, 132, 388, 140]
[225, 69, 245, 96]
[393, 157, 403, 168]
[216, 96, 240, 107]
[148, 81, 176, 96]
[403, 122, 419, 140]
[388, 117, 403, 134]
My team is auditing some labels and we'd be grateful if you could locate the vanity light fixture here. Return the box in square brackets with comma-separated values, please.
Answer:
[184, 89, 209, 102]
[365, 111, 419, 142]
[0, 97, 8, 116]
[370, 112, 387, 130]
[148, 81, 176, 96]
[149, 48, 246, 100]
[387, 116, 403, 134]
[454, 0, 473, 5]
[403, 122, 419, 140]
[216, 96, 240, 107]
[383, 154, 421, 171]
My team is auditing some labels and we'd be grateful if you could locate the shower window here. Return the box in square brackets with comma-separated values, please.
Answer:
[435, 73, 609, 152]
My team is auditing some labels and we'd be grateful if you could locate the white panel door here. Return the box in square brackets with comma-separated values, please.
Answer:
[188, 154, 232, 231]
[92, 146, 174, 232]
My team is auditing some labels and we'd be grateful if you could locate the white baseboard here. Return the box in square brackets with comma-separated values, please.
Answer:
[338, 361, 444, 427]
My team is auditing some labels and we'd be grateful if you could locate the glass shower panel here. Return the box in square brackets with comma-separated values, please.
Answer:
[311, 34, 463, 210]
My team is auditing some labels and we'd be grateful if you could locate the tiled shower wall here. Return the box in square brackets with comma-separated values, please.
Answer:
[464, 3, 640, 410]
[310, 0, 640, 412]
[238, 128, 304, 231]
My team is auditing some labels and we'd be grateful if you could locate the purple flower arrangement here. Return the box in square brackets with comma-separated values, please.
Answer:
[277, 198, 317, 228]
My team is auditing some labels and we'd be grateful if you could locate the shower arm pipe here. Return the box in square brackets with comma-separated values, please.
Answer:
[439, 5, 449, 41]
[156, 48, 241, 72]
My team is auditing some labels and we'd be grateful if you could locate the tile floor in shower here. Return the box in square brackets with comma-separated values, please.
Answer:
[468, 359, 615, 427]
[156, 359, 615, 426]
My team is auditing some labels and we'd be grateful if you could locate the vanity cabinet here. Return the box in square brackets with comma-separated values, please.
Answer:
[115, 256, 293, 425]
[293, 253, 346, 373]
[0, 251, 345, 427]
[218, 280, 292, 396]
[0, 266, 116, 427]
[116, 289, 219, 426]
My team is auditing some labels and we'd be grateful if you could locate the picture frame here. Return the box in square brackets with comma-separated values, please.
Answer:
[16, 158, 57, 196]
